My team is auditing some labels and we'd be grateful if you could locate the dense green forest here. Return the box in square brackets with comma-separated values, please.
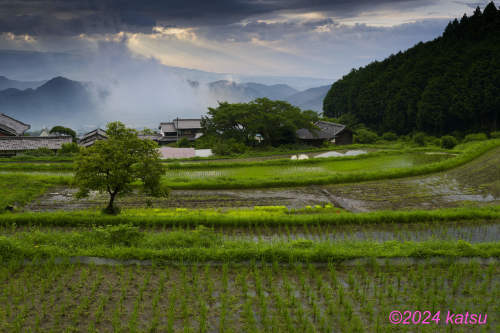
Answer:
[323, 2, 500, 136]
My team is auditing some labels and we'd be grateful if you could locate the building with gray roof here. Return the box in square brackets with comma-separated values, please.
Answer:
[0, 113, 30, 136]
[158, 118, 203, 144]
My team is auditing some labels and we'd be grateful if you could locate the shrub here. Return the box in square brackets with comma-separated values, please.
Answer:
[213, 139, 247, 156]
[149, 225, 221, 248]
[441, 135, 458, 149]
[93, 224, 143, 246]
[490, 131, 500, 139]
[59, 142, 80, 155]
[464, 133, 487, 142]
[176, 137, 191, 148]
[382, 132, 397, 141]
[354, 129, 378, 144]
[24, 147, 55, 156]
[412, 132, 427, 146]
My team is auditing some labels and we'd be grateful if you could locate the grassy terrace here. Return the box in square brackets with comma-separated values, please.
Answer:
[0, 207, 499, 262]
[0, 140, 499, 332]
[0, 140, 498, 192]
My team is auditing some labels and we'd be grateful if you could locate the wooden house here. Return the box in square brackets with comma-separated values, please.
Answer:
[158, 118, 203, 144]
[0, 113, 30, 136]
[0, 136, 72, 156]
[296, 120, 353, 145]
[78, 129, 108, 147]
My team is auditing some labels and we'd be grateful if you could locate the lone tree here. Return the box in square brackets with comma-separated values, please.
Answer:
[75, 122, 167, 214]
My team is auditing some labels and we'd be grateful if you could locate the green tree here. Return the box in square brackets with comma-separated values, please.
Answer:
[323, 2, 500, 135]
[176, 137, 191, 147]
[49, 126, 77, 142]
[75, 122, 166, 214]
[202, 98, 318, 147]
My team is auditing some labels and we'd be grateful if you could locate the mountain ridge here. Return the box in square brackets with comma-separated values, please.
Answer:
[323, 2, 500, 135]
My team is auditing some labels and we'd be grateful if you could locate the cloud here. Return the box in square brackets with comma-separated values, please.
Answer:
[0, 0, 438, 36]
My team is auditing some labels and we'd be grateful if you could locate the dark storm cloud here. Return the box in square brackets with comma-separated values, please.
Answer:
[0, 0, 436, 35]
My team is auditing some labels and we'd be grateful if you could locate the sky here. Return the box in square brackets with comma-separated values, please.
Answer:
[0, 0, 492, 80]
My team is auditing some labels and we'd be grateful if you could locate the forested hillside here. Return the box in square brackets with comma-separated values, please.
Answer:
[323, 2, 500, 136]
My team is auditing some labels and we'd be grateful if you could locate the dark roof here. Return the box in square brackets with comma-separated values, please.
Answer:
[174, 119, 202, 130]
[80, 129, 108, 141]
[0, 113, 30, 136]
[296, 121, 349, 140]
[159, 119, 202, 133]
[0, 123, 17, 136]
[159, 122, 176, 133]
[0, 136, 72, 151]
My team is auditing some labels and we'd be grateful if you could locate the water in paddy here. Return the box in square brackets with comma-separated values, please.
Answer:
[218, 221, 499, 243]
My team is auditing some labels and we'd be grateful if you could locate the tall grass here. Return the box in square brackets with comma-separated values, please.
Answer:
[1, 206, 499, 228]
[0, 173, 71, 209]
[1, 229, 498, 262]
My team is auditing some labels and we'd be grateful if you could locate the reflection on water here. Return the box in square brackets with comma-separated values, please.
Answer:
[221, 222, 499, 243]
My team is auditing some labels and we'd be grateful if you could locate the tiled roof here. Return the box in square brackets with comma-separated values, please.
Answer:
[0, 136, 72, 151]
[80, 129, 107, 141]
[0, 123, 17, 136]
[160, 119, 202, 132]
[174, 119, 202, 130]
[296, 121, 348, 140]
[159, 122, 176, 133]
[0, 113, 30, 136]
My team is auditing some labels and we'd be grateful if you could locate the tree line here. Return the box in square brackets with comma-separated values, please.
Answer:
[323, 2, 500, 136]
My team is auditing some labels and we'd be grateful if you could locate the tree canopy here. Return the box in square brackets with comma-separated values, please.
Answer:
[74, 122, 166, 214]
[202, 98, 318, 146]
[323, 2, 500, 136]
[49, 126, 77, 142]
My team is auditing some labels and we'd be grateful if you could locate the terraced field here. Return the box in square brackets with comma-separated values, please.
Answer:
[0, 140, 499, 332]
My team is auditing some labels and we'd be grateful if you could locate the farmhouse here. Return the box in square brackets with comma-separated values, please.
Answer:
[0, 136, 73, 156]
[296, 120, 353, 145]
[0, 113, 73, 156]
[78, 129, 108, 147]
[158, 118, 203, 144]
[0, 113, 30, 136]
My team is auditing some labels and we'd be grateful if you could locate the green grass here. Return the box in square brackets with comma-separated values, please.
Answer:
[1, 227, 498, 262]
[0, 140, 497, 191]
[1, 205, 499, 228]
[161, 140, 499, 189]
[0, 174, 71, 209]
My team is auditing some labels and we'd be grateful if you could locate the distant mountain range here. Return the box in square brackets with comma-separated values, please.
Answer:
[0, 76, 102, 128]
[0, 76, 45, 90]
[206, 80, 329, 111]
[0, 75, 330, 129]
[0, 49, 333, 90]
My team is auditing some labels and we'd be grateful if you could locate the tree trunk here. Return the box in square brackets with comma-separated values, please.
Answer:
[106, 191, 117, 213]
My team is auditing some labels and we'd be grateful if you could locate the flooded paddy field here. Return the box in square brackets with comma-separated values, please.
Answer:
[0, 261, 497, 332]
[324, 147, 500, 211]
[24, 146, 499, 212]
[5, 220, 498, 244]
[25, 186, 334, 211]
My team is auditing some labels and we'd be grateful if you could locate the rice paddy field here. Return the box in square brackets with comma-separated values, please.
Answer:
[0, 139, 499, 332]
